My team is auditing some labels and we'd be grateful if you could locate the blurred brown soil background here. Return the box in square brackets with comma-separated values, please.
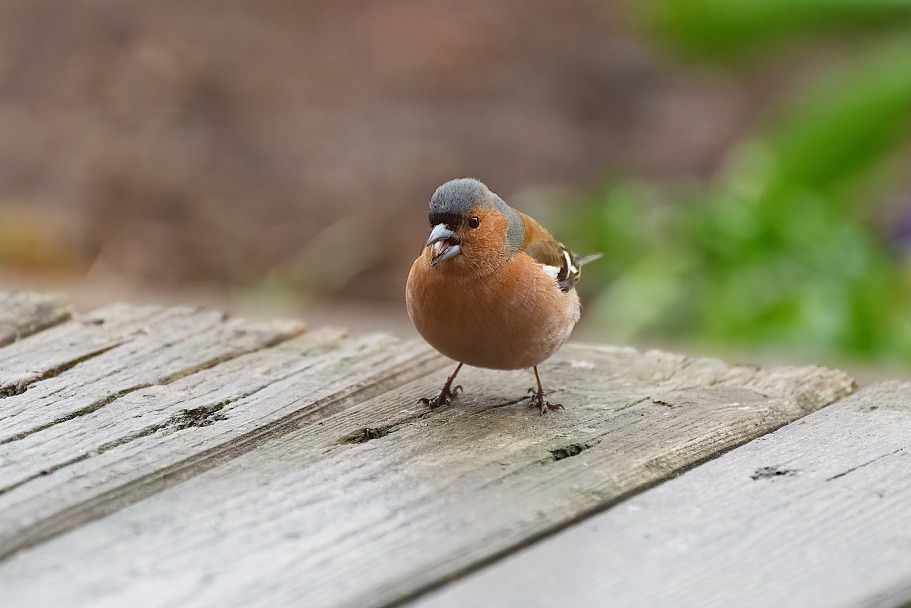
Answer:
[0, 0, 781, 325]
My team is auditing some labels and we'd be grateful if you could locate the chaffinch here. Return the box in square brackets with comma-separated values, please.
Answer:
[406, 178, 599, 414]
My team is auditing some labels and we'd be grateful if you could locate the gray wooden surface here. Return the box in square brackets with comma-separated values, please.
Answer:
[415, 381, 911, 608]
[0, 303, 304, 441]
[0, 291, 71, 349]
[0, 301, 855, 608]
[0, 302, 446, 560]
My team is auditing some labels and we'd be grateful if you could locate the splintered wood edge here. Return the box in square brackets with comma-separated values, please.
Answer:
[0, 291, 72, 347]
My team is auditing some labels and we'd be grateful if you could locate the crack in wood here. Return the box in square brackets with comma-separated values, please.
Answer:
[0, 343, 122, 398]
[338, 409, 436, 445]
[1, 396, 258, 496]
[340, 426, 396, 444]
[615, 396, 652, 411]
[0, 385, 153, 445]
[0, 327, 306, 445]
[825, 448, 904, 482]
[166, 405, 229, 430]
[155, 328, 304, 385]
[750, 466, 799, 481]
[0, 335, 349, 495]
[550, 442, 594, 461]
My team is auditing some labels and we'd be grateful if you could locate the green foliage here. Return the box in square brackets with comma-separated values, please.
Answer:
[765, 39, 911, 192]
[570, 2, 911, 363]
[646, 0, 911, 59]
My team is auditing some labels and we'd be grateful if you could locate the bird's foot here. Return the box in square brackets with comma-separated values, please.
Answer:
[527, 387, 563, 415]
[419, 384, 463, 409]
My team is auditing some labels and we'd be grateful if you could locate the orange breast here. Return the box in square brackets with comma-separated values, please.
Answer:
[406, 251, 581, 370]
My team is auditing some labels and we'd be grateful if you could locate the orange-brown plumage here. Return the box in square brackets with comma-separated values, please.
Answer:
[519, 213, 565, 268]
[405, 178, 595, 413]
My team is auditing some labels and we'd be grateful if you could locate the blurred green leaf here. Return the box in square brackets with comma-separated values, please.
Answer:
[646, 0, 911, 58]
[763, 39, 911, 193]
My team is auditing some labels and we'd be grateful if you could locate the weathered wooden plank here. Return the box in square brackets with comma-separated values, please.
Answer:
[0, 327, 344, 491]
[0, 304, 305, 441]
[415, 381, 911, 608]
[0, 326, 444, 560]
[0, 291, 72, 347]
[0, 303, 179, 398]
[0, 345, 856, 607]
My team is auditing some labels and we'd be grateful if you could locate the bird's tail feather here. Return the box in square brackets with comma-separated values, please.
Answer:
[575, 253, 603, 267]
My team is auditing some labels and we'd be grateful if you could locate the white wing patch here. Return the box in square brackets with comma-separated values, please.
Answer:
[534, 243, 592, 292]
[561, 247, 579, 278]
[541, 264, 561, 280]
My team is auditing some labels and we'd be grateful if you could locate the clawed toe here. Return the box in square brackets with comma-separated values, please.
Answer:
[419, 363, 465, 409]
[419, 384, 463, 409]
[527, 389, 563, 415]
[418, 364, 564, 415]
[526, 366, 563, 415]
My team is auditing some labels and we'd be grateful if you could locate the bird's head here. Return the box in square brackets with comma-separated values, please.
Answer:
[423, 178, 525, 275]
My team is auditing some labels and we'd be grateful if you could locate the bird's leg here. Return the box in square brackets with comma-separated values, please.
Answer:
[420, 363, 464, 408]
[527, 366, 563, 415]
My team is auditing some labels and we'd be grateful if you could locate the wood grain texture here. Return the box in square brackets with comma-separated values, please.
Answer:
[0, 291, 72, 347]
[416, 381, 911, 608]
[1, 303, 179, 400]
[0, 344, 856, 608]
[0, 323, 444, 560]
[0, 303, 305, 441]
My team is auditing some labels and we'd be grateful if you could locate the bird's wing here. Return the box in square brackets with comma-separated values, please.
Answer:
[519, 212, 593, 292]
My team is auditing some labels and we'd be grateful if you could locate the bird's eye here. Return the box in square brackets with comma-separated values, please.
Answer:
[468, 216, 480, 229]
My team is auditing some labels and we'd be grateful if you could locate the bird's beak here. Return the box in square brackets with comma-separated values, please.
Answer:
[426, 223, 462, 265]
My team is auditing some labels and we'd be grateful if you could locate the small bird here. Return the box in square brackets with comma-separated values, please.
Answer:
[406, 178, 599, 414]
